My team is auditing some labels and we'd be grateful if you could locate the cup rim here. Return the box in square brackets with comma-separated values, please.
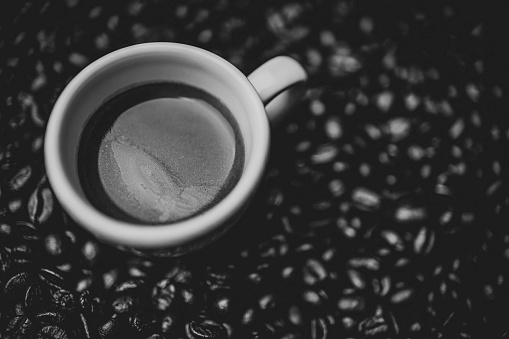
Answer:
[44, 42, 270, 249]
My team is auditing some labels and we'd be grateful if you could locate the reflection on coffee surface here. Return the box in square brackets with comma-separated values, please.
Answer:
[78, 82, 244, 224]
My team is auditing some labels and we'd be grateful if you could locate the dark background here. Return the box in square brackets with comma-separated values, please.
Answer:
[1, 0, 508, 338]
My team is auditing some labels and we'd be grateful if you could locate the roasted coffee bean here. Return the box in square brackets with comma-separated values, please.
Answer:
[1, 248, 12, 276]
[152, 279, 177, 311]
[164, 264, 194, 284]
[210, 292, 233, 318]
[78, 313, 93, 339]
[358, 315, 389, 337]
[413, 227, 435, 255]
[52, 289, 75, 313]
[160, 313, 179, 334]
[130, 309, 157, 333]
[8, 165, 32, 192]
[112, 294, 137, 314]
[24, 283, 45, 313]
[102, 269, 119, 290]
[4, 271, 35, 298]
[37, 325, 70, 339]
[27, 186, 54, 225]
[78, 290, 92, 313]
[5, 316, 34, 338]
[240, 308, 256, 327]
[389, 287, 414, 305]
[337, 295, 366, 312]
[185, 319, 227, 339]
[39, 268, 66, 291]
[81, 241, 100, 266]
[35, 311, 66, 325]
[352, 187, 381, 211]
[145, 335, 164, 339]
[310, 317, 328, 339]
[14, 302, 25, 316]
[98, 314, 122, 338]
[258, 293, 276, 311]
[394, 204, 427, 224]
[16, 221, 39, 242]
[114, 279, 145, 294]
[204, 268, 234, 291]
[348, 257, 380, 271]
[302, 259, 327, 285]
[44, 233, 64, 257]
[180, 285, 205, 313]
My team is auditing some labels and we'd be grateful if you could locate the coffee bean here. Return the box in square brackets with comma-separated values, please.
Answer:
[348, 257, 380, 271]
[5, 316, 34, 338]
[240, 307, 256, 327]
[372, 276, 391, 297]
[81, 241, 100, 266]
[160, 313, 179, 334]
[130, 309, 157, 333]
[179, 285, 204, 313]
[394, 204, 427, 223]
[413, 227, 435, 255]
[114, 279, 145, 294]
[27, 186, 54, 225]
[352, 187, 381, 211]
[164, 265, 194, 284]
[37, 325, 70, 339]
[390, 288, 414, 305]
[210, 292, 233, 318]
[303, 290, 323, 307]
[78, 313, 93, 339]
[358, 315, 389, 337]
[44, 234, 63, 257]
[8, 165, 32, 192]
[185, 319, 227, 339]
[39, 268, 66, 291]
[52, 289, 75, 313]
[310, 317, 328, 339]
[14, 302, 25, 316]
[112, 294, 137, 314]
[4, 271, 35, 298]
[35, 311, 65, 325]
[337, 296, 365, 312]
[98, 314, 122, 339]
[258, 293, 276, 311]
[152, 278, 176, 311]
[302, 259, 327, 286]
[24, 283, 45, 313]
[204, 267, 236, 291]
[102, 269, 119, 290]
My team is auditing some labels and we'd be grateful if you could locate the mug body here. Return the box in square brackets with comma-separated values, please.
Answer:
[45, 42, 270, 256]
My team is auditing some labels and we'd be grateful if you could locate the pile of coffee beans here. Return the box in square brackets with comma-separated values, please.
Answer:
[1, 0, 507, 337]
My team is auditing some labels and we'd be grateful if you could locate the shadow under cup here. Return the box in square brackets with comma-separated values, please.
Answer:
[45, 43, 270, 257]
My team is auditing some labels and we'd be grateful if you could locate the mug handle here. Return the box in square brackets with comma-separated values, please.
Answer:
[248, 56, 308, 127]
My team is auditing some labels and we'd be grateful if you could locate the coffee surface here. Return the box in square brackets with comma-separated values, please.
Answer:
[78, 82, 244, 224]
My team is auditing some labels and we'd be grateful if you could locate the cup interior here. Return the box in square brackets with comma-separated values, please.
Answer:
[45, 43, 269, 248]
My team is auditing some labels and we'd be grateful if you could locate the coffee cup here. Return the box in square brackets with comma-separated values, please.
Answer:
[44, 42, 307, 257]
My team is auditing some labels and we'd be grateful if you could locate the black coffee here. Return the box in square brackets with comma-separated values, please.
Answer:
[78, 82, 244, 225]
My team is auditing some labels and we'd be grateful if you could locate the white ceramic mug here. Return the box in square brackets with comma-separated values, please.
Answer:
[44, 42, 307, 257]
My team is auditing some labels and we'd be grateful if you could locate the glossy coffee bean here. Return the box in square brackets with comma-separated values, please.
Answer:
[5, 316, 34, 338]
[4, 271, 35, 298]
[24, 283, 46, 313]
[113, 294, 137, 314]
[130, 309, 157, 333]
[37, 325, 70, 339]
[52, 289, 75, 313]
[185, 319, 227, 339]
[35, 311, 66, 325]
